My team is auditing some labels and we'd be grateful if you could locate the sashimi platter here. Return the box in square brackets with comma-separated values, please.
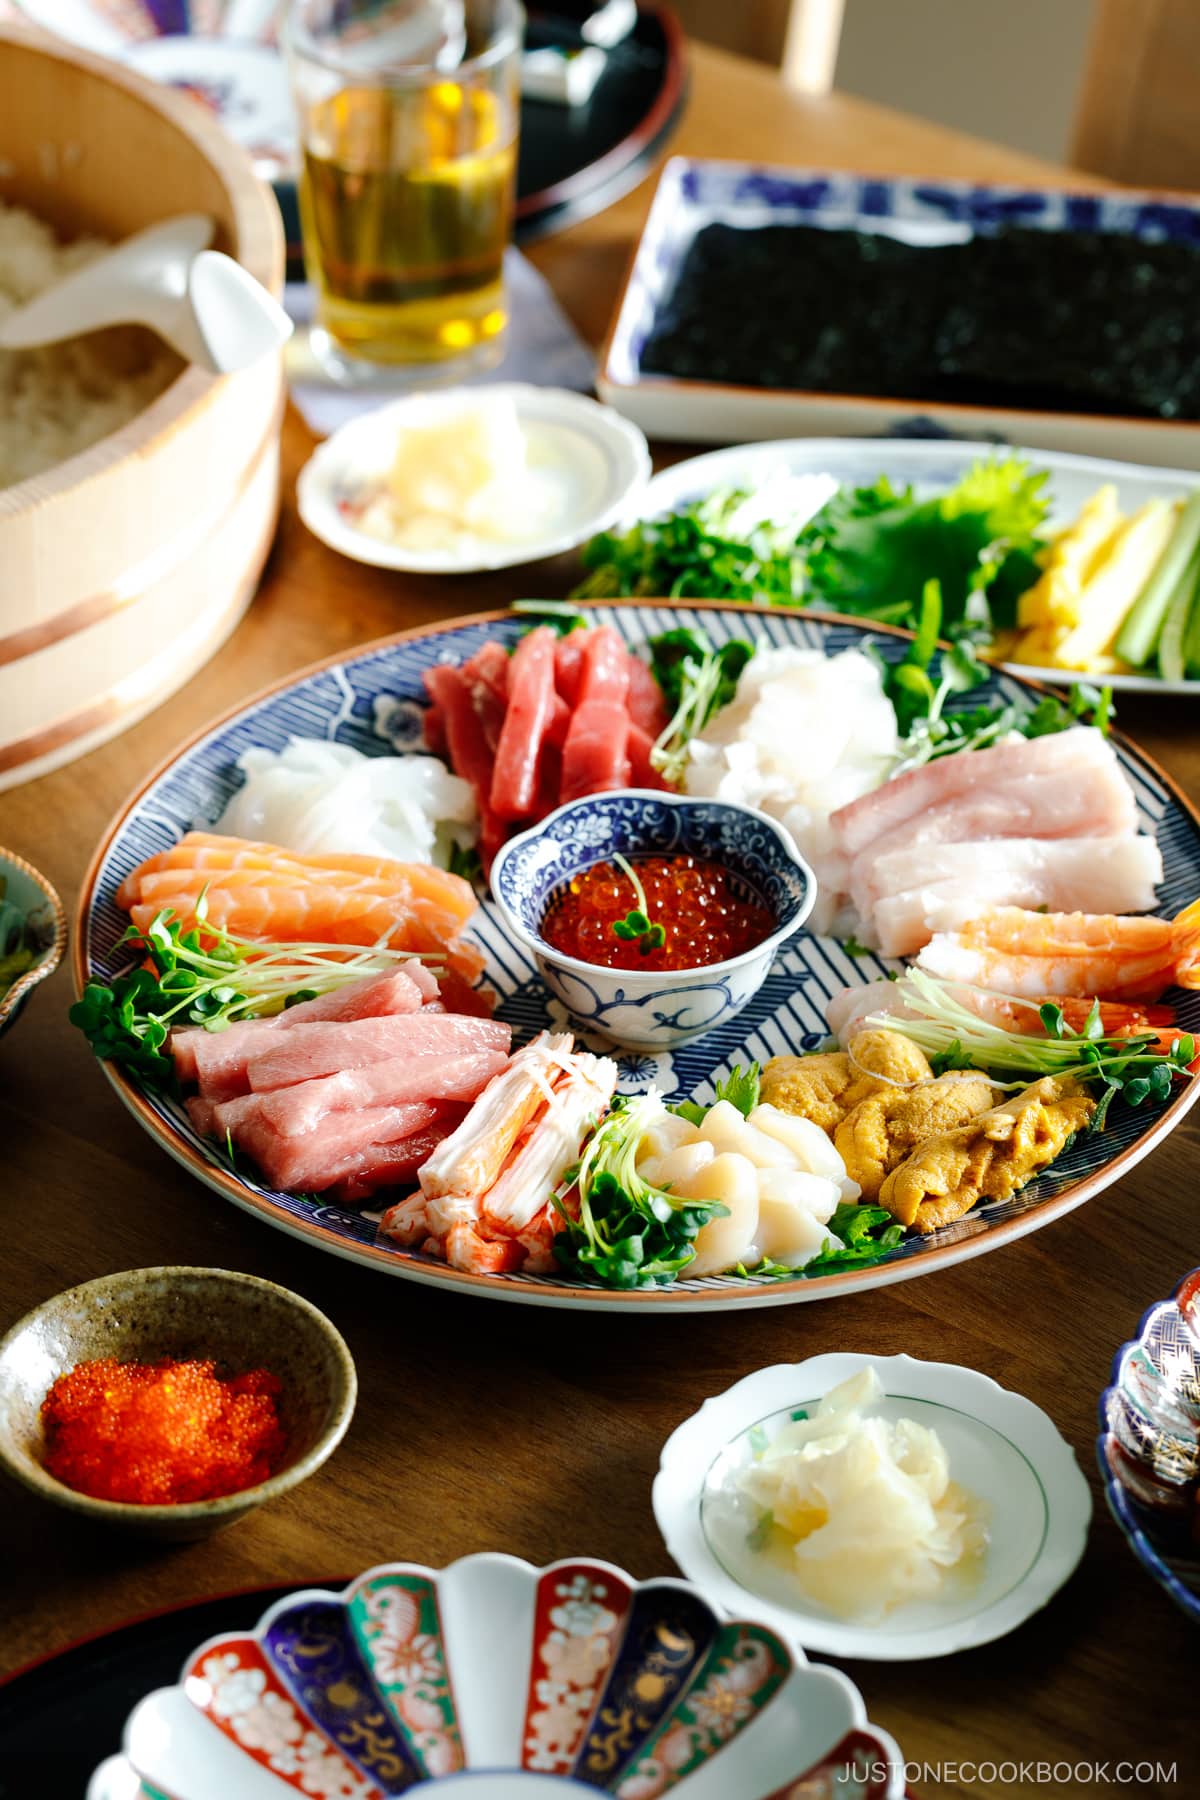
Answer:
[75, 601, 1200, 1311]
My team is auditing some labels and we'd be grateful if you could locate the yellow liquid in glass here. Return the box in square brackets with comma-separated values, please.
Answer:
[299, 80, 516, 365]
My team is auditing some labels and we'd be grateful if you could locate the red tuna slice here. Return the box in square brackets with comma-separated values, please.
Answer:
[627, 724, 668, 791]
[233, 1101, 443, 1193]
[425, 663, 508, 860]
[554, 628, 591, 707]
[237, 1048, 509, 1138]
[423, 704, 447, 757]
[560, 627, 633, 802]
[625, 654, 669, 737]
[172, 967, 430, 1098]
[463, 641, 509, 753]
[433, 969, 497, 1018]
[280, 965, 430, 1023]
[185, 1095, 219, 1137]
[491, 626, 557, 821]
[325, 1124, 455, 1203]
[246, 1013, 511, 1091]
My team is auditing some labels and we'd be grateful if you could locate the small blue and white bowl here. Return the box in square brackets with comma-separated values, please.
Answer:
[489, 791, 816, 1049]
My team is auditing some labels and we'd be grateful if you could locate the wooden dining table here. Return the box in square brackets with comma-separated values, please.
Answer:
[1, 37, 1196, 1800]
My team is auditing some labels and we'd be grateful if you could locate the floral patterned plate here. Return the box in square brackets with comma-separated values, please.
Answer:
[86, 1552, 905, 1799]
[75, 602, 1200, 1312]
[1098, 1267, 1200, 1622]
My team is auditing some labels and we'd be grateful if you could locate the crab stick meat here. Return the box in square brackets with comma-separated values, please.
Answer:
[480, 1052, 618, 1235]
[418, 1033, 574, 1199]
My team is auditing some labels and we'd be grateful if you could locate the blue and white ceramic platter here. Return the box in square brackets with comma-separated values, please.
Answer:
[79, 602, 1200, 1313]
[597, 157, 1200, 468]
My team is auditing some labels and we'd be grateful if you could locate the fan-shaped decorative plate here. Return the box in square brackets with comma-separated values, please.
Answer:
[1099, 1267, 1200, 1622]
[76, 602, 1200, 1312]
[86, 1553, 905, 1800]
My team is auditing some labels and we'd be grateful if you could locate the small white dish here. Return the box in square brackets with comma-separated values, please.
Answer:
[296, 383, 651, 574]
[654, 1350, 1092, 1661]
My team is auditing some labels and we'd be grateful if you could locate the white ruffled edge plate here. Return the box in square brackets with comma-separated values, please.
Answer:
[297, 383, 651, 574]
[630, 436, 1200, 695]
[653, 1351, 1092, 1661]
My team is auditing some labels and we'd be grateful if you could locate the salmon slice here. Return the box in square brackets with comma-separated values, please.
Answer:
[246, 1013, 510, 1092]
[119, 832, 476, 927]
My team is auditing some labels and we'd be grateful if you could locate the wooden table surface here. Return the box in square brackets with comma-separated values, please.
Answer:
[1, 41, 1196, 1800]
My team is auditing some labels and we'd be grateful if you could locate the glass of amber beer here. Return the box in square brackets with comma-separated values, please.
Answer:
[285, 0, 524, 382]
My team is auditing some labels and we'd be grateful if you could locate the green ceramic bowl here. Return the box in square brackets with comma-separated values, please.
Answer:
[0, 1267, 356, 1540]
[0, 848, 66, 1039]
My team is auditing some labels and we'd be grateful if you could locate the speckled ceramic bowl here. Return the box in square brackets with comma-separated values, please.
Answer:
[0, 848, 66, 1038]
[0, 1267, 356, 1540]
[490, 790, 816, 1049]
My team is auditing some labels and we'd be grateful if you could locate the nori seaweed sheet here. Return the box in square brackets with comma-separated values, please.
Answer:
[638, 222, 1200, 419]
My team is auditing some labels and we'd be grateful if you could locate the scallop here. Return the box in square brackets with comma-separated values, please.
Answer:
[756, 1191, 838, 1267]
[638, 1110, 701, 1161]
[751, 1103, 857, 1191]
[680, 1151, 760, 1276]
[699, 1100, 799, 1169]
[757, 1166, 841, 1226]
[639, 1140, 716, 1190]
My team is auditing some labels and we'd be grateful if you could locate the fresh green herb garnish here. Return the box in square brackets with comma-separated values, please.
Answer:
[574, 488, 812, 606]
[840, 936, 873, 959]
[929, 1039, 977, 1075]
[864, 970, 1195, 1126]
[574, 458, 1049, 638]
[448, 841, 484, 885]
[802, 1202, 906, 1275]
[70, 897, 441, 1093]
[870, 580, 1114, 774]
[610, 854, 666, 955]
[646, 627, 753, 785]
[552, 1092, 728, 1289]
[510, 598, 589, 637]
[671, 1063, 761, 1127]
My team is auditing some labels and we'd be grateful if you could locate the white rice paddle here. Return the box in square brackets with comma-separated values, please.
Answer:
[0, 213, 292, 374]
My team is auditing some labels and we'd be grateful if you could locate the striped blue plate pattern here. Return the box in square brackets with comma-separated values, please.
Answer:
[80, 605, 1200, 1312]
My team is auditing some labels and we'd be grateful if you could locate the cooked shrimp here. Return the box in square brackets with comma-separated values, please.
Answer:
[919, 906, 1187, 1002]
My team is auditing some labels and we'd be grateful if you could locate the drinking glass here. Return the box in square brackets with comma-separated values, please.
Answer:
[284, 0, 524, 383]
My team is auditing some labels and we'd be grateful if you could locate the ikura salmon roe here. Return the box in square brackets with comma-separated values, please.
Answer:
[540, 855, 775, 972]
[40, 1357, 286, 1506]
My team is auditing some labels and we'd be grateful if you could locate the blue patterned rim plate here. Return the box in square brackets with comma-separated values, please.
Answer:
[597, 157, 1200, 467]
[85, 1551, 906, 1800]
[74, 602, 1200, 1313]
[1098, 1267, 1200, 1622]
[489, 790, 816, 1049]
